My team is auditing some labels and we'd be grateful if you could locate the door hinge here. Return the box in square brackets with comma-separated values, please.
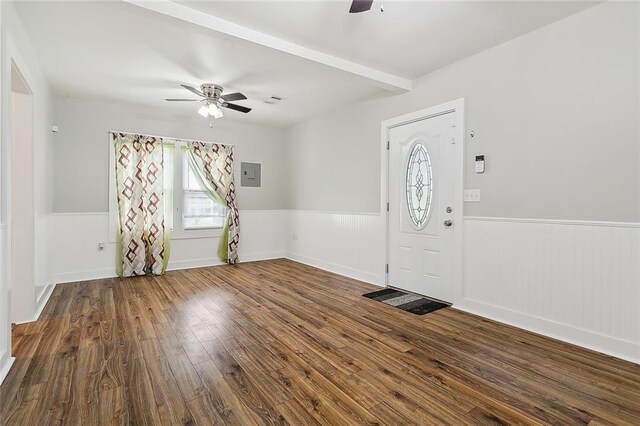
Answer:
[386, 140, 390, 150]
[386, 202, 389, 212]
[386, 264, 389, 274]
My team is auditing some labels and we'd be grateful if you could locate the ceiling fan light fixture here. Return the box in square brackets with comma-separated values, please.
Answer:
[209, 103, 224, 119]
[198, 105, 209, 117]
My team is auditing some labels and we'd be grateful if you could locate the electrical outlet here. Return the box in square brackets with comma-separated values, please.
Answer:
[464, 189, 481, 202]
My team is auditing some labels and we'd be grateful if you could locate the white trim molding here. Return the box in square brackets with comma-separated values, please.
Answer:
[166, 251, 286, 273]
[13, 281, 56, 325]
[456, 298, 639, 364]
[465, 216, 640, 229]
[34, 283, 55, 317]
[53, 250, 288, 285]
[0, 356, 15, 386]
[287, 252, 384, 286]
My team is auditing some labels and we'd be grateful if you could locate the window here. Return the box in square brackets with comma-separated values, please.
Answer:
[182, 154, 227, 230]
[109, 138, 228, 243]
[405, 142, 433, 229]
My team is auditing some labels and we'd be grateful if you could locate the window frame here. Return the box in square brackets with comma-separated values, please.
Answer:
[180, 149, 227, 231]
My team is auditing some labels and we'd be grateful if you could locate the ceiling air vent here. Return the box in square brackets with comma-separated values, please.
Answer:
[264, 95, 284, 105]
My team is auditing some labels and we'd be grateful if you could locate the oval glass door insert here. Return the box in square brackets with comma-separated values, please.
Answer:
[405, 142, 433, 229]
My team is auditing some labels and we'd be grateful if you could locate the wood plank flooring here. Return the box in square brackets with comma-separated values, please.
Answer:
[1, 259, 639, 425]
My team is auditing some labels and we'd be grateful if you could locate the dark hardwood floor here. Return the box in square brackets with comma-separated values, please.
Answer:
[1, 259, 639, 425]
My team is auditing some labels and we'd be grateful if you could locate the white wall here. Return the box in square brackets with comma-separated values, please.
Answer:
[283, 3, 640, 363]
[53, 97, 288, 213]
[285, 2, 639, 223]
[0, 2, 55, 383]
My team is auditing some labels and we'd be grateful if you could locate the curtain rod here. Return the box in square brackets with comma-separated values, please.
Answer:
[108, 130, 235, 147]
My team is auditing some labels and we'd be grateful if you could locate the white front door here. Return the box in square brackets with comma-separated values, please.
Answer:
[388, 110, 457, 302]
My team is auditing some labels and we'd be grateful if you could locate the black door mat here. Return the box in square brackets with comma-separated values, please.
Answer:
[363, 288, 450, 315]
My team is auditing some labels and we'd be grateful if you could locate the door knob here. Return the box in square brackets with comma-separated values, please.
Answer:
[444, 220, 453, 227]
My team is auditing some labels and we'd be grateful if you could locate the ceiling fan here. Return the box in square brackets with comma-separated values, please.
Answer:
[349, 0, 376, 13]
[166, 83, 252, 119]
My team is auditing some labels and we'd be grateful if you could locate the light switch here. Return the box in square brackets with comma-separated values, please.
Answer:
[475, 155, 485, 174]
[464, 189, 481, 202]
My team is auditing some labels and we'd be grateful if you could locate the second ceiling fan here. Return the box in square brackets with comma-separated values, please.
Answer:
[349, 0, 376, 13]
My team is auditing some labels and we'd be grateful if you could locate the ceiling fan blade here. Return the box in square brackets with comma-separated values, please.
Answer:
[165, 98, 199, 101]
[221, 92, 247, 102]
[349, 0, 373, 13]
[223, 103, 252, 113]
[181, 84, 204, 97]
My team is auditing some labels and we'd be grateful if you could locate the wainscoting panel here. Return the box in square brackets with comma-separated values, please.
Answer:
[285, 211, 386, 285]
[460, 217, 640, 363]
[51, 210, 288, 283]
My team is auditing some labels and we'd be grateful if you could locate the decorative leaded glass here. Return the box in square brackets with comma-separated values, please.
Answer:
[405, 142, 432, 229]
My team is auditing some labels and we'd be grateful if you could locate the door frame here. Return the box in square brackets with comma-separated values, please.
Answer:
[380, 98, 465, 304]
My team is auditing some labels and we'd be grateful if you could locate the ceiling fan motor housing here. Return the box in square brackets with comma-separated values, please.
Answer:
[201, 83, 224, 100]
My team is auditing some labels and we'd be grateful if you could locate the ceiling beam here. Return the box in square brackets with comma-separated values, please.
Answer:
[122, 0, 412, 92]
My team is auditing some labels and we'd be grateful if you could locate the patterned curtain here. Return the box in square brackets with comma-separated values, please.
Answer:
[113, 133, 168, 277]
[186, 142, 240, 263]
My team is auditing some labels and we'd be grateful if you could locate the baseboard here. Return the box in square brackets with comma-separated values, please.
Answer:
[54, 268, 116, 284]
[286, 252, 384, 286]
[455, 298, 640, 364]
[12, 282, 57, 325]
[34, 283, 55, 319]
[166, 251, 287, 271]
[242, 251, 287, 263]
[0, 355, 15, 386]
[53, 251, 288, 284]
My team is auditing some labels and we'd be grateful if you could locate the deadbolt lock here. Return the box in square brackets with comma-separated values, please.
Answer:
[446, 207, 452, 213]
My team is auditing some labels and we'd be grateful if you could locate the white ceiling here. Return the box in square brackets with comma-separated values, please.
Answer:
[180, 1, 596, 79]
[15, 1, 596, 128]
